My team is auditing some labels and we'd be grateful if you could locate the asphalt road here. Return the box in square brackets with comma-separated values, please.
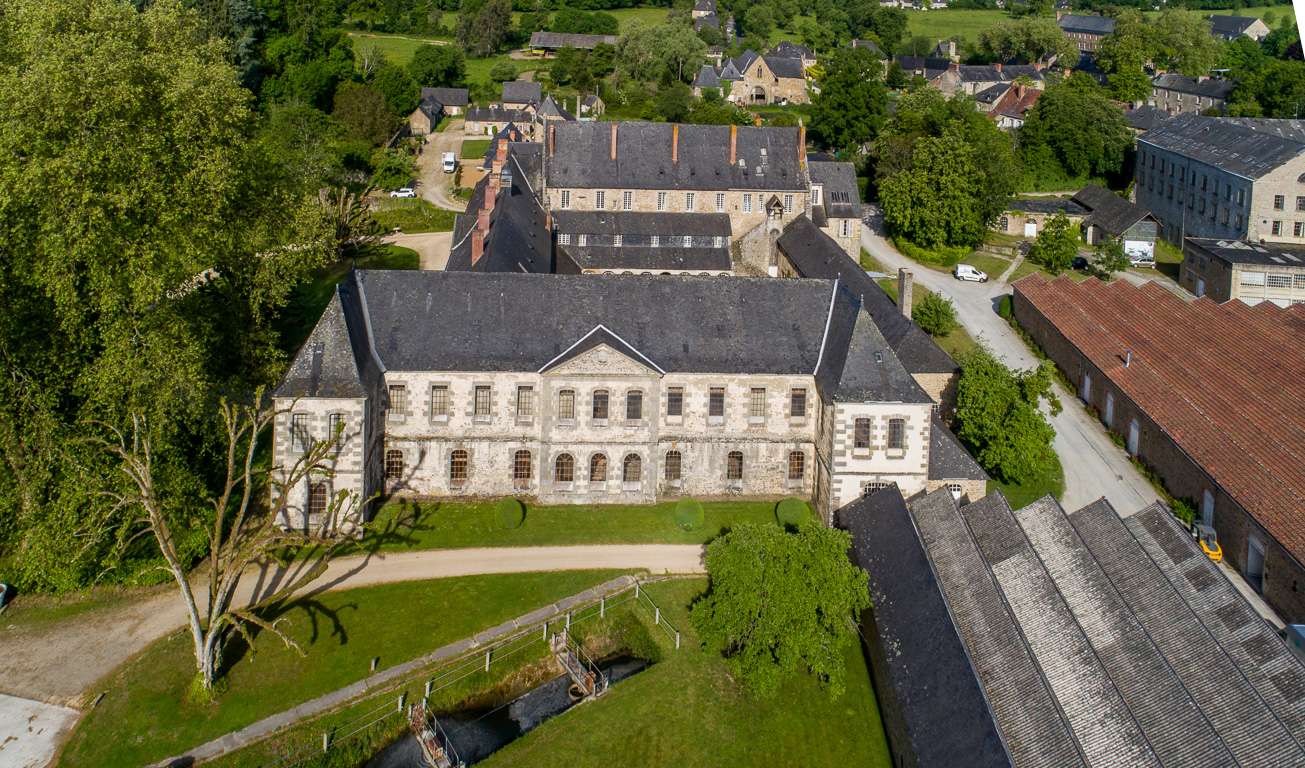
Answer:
[859, 207, 1158, 515]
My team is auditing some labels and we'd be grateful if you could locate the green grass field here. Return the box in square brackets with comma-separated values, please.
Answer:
[988, 453, 1066, 509]
[1008, 257, 1093, 284]
[963, 252, 1014, 280]
[372, 198, 457, 233]
[58, 570, 630, 768]
[480, 578, 894, 768]
[904, 5, 1292, 43]
[461, 138, 492, 159]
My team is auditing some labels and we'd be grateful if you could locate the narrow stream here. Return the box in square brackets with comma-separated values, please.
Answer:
[366, 657, 648, 768]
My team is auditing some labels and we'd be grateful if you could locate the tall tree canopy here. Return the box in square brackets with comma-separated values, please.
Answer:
[809, 46, 888, 155]
[1019, 79, 1132, 179]
[1097, 9, 1152, 102]
[976, 16, 1076, 64]
[408, 43, 466, 88]
[955, 347, 1062, 485]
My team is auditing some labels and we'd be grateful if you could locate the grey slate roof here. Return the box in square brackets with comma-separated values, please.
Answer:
[774, 216, 960, 376]
[1137, 113, 1305, 179]
[766, 41, 813, 59]
[763, 55, 805, 80]
[840, 487, 1017, 768]
[974, 83, 1009, 105]
[1209, 14, 1263, 38]
[928, 418, 988, 480]
[1152, 73, 1234, 100]
[691, 64, 721, 89]
[830, 312, 932, 404]
[807, 161, 860, 220]
[1007, 197, 1090, 216]
[694, 13, 720, 31]
[528, 31, 620, 49]
[582, 94, 601, 107]
[545, 122, 808, 192]
[1056, 14, 1115, 35]
[718, 59, 744, 80]
[273, 288, 368, 399]
[447, 153, 552, 274]
[1185, 237, 1305, 268]
[850, 38, 884, 57]
[465, 106, 534, 123]
[1124, 104, 1171, 132]
[693, 0, 715, 13]
[893, 54, 952, 73]
[535, 94, 575, 120]
[552, 211, 731, 238]
[556, 243, 732, 273]
[420, 87, 469, 107]
[1072, 183, 1154, 236]
[501, 81, 542, 106]
[957, 65, 1044, 83]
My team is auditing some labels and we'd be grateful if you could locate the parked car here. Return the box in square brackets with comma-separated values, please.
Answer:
[1071, 257, 1089, 271]
[1129, 254, 1156, 269]
[954, 264, 988, 283]
[390, 188, 417, 198]
[443, 152, 457, 173]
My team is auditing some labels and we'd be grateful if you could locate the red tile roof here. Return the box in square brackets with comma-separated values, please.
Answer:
[1014, 275, 1305, 564]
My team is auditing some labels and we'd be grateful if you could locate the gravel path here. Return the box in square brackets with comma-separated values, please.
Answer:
[0, 545, 704, 706]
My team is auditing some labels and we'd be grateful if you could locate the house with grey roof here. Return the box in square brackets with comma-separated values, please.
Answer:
[420, 87, 469, 115]
[694, 13, 720, 33]
[1072, 182, 1157, 258]
[806, 160, 862, 252]
[850, 38, 883, 58]
[1150, 73, 1235, 117]
[1125, 103, 1171, 133]
[528, 32, 620, 53]
[534, 94, 575, 122]
[1208, 14, 1272, 42]
[691, 64, 721, 97]
[463, 105, 536, 136]
[580, 93, 604, 117]
[1056, 12, 1115, 53]
[765, 41, 816, 68]
[1135, 114, 1305, 244]
[844, 485, 1305, 768]
[501, 81, 542, 110]
[928, 60, 1047, 97]
[553, 211, 734, 275]
[731, 54, 809, 105]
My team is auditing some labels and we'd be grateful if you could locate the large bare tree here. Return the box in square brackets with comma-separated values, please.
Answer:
[87, 394, 361, 695]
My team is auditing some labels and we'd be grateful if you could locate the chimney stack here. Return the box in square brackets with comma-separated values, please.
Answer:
[994, 62, 1002, 73]
[799, 124, 806, 166]
[673, 124, 679, 164]
[730, 125, 737, 166]
[610, 123, 618, 160]
[493, 141, 508, 175]
[549, 124, 555, 157]
[898, 268, 914, 318]
[948, 59, 959, 73]
[471, 231, 484, 265]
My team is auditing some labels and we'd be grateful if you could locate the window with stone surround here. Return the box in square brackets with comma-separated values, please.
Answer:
[727, 451, 744, 482]
[517, 385, 535, 421]
[590, 454, 608, 488]
[665, 450, 682, 483]
[749, 388, 766, 423]
[555, 453, 574, 487]
[388, 384, 407, 421]
[474, 386, 491, 421]
[862, 481, 891, 495]
[430, 385, 449, 421]
[623, 454, 641, 488]
[559, 389, 576, 423]
[623, 191, 633, 210]
[788, 451, 805, 481]
[514, 450, 532, 488]
[686, 192, 696, 211]
[854, 418, 871, 450]
[657, 192, 667, 211]
[716, 193, 726, 212]
[708, 387, 725, 422]
[595, 190, 606, 209]
[450, 450, 468, 486]
[1276, 195, 1286, 210]
[593, 390, 609, 422]
[790, 388, 807, 418]
[667, 386, 683, 417]
[307, 483, 328, 518]
[291, 413, 310, 451]
[1274, 221, 1284, 236]
[783, 194, 794, 213]
[626, 390, 643, 423]
[743, 194, 752, 213]
[328, 413, 345, 450]
[385, 449, 404, 479]
[560, 190, 571, 209]
[887, 418, 905, 450]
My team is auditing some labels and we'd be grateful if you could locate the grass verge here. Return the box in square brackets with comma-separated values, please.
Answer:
[962, 253, 1013, 280]
[479, 578, 893, 768]
[987, 452, 1066, 510]
[1132, 238, 1183, 282]
[460, 138, 492, 159]
[873, 271, 979, 359]
[59, 570, 631, 768]
[1008, 257, 1093, 284]
[373, 198, 458, 233]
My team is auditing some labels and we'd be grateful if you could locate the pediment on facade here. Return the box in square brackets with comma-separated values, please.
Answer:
[539, 324, 664, 378]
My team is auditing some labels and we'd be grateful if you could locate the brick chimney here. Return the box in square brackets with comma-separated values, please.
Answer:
[549, 123, 555, 157]
[898, 268, 913, 317]
[730, 125, 737, 165]
[948, 59, 959, 73]
[799, 124, 806, 166]
[493, 141, 508, 176]
[610, 123, 618, 160]
[1015, 83, 1026, 99]
[994, 62, 1002, 73]
[471, 231, 484, 265]
[673, 124, 679, 164]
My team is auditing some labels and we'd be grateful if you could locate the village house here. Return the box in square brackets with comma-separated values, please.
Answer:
[552, 211, 734, 275]
[1208, 13, 1272, 42]
[528, 32, 620, 56]
[929, 61, 1046, 97]
[1056, 12, 1115, 54]
[463, 105, 536, 136]
[580, 94, 604, 117]
[1072, 182, 1157, 259]
[1150, 73, 1234, 116]
[975, 81, 1041, 129]
[408, 87, 470, 134]
[732, 52, 808, 105]
[765, 41, 817, 70]
[501, 81, 542, 111]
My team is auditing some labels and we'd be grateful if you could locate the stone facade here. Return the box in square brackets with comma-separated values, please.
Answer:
[828, 401, 934, 509]
[274, 396, 380, 532]
[1181, 238, 1305, 305]
[734, 57, 809, 106]
[548, 186, 807, 244]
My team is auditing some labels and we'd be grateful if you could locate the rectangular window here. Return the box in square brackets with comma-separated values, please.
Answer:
[1238, 189, 1245, 206]
[783, 194, 794, 213]
[840, 220, 851, 238]
[686, 192, 695, 211]
[713, 236, 723, 248]
[708, 387, 725, 421]
[1276, 195, 1286, 210]
[811, 186, 822, 206]
[1236, 213, 1243, 229]
[743, 194, 752, 213]
[558, 233, 571, 245]
[853, 418, 870, 450]
[291, 413, 310, 451]
[1295, 274, 1305, 289]
[578, 234, 587, 246]
[1241, 271, 1266, 286]
[474, 386, 491, 420]
[595, 190, 606, 209]
[592, 390, 609, 421]
[626, 390, 643, 423]
[651, 235, 659, 247]
[614, 234, 622, 247]
[1297, 222, 1304, 238]
[622, 190, 633, 210]
[790, 389, 807, 418]
[667, 387, 683, 417]
[559, 389, 575, 423]
[430, 385, 449, 421]
[1199, 198, 1205, 214]
[560, 190, 571, 209]
[1274, 220, 1283, 236]
[328, 413, 345, 449]
[1268, 273, 1292, 288]
[715, 192, 726, 212]
[1225, 185, 1231, 201]
[1297, 196, 1305, 212]
[516, 385, 535, 420]
[887, 418, 905, 450]
[1202, 175, 1207, 191]
[388, 384, 407, 421]
[749, 388, 766, 423]
[1221, 209, 1229, 225]
[657, 192, 666, 211]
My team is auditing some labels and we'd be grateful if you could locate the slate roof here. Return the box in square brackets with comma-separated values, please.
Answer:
[1007, 197, 1090, 216]
[1152, 73, 1234, 100]
[807, 161, 860, 220]
[465, 106, 534, 123]
[1124, 104, 1171, 132]
[774, 215, 960, 376]
[1056, 13, 1115, 35]
[535, 94, 575, 120]
[693, 0, 715, 12]
[528, 32, 620, 49]
[544, 122, 808, 192]
[694, 13, 720, 31]
[927, 417, 988, 480]
[955, 64, 1045, 83]
[766, 41, 813, 59]
[273, 288, 370, 399]
[850, 38, 884, 57]
[501, 81, 542, 106]
[831, 312, 933, 404]
[763, 55, 805, 79]
[840, 487, 1016, 768]
[1209, 14, 1265, 38]
[1137, 113, 1305, 179]
[1012, 274, 1305, 568]
[691, 64, 721, 90]
[718, 58, 745, 80]
[974, 83, 1009, 105]
[1071, 183, 1154, 236]
[893, 54, 952, 73]
[447, 152, 552, 274]
[1185, 237, 1305, 268]
[582, 94, 601, 107]
[420, 87, 469, 107]
[556, 243, 732, 273]
[552, 211, 731, 238]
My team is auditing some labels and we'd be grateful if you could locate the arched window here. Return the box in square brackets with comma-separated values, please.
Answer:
[590, 453, 608, 489]
[854, 418, 871, 450]
[665, 450, 682, 482]
[385, 450, 404, 479]
[788, 451, 805, 481]
[555, 453, 574, 484]
[727, 451, 744, 481]
[623, 454, 642, 488]
[514, 450, 532, 488]
[307, 483, 328, 518]
[1297, 172, 1305, 183]
[887, 418, 906, 449]
[999, 216, 1009, 232]
[450, 449, 468, 486]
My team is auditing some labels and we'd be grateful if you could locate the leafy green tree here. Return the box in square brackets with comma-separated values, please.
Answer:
[955, 347, 1062, 485]
[880, 135, 987, 248]
[866, 7, 908, 55]
[1229, 59, 1305, 117]
[1093, 236, 1129, 277]
[656, 82, 694, 121]
[1027, 212, 1079, 274]
[408, 43, 466, 87]
[690, 523, 870, 698]
[489, 59, 518, 82]
[689, 98, 755, 124]
[1151, 11, 1222, 76]
[1018, 80, 1132, 178]
[809, 46, 888, 154]
[1097, 10, 1152, 102]
[454, 0, 481, 50]
[518, 0, 549, 34]
[371, 148, 419, 189]
[333, 81, 399, 146]
[258, 102, 345, 193]
[912, 292, 960, 337]
[1263, 23, 1300, 60]
[1220, 36, 1264, 79]
[372, 63, 419, 118]
[745, 5, 775, 42]
[976, 16, 1075, 63]
[473, 0, 513, 55]
[799, 20, 836, 53]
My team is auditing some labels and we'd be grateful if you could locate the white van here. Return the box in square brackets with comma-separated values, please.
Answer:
[954, 264, 989, 283]
[442, 152, 457, 173]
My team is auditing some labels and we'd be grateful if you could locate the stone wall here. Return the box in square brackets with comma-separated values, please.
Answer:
[820, 216, 861, 260]
[546, 186, 806, 243]
[1150, 88, 1226, 116]
[828, 401, 934, 509]
[735, 61, 809, 105]
[273, 396, 372, 531]
[911, 372, 958, 422]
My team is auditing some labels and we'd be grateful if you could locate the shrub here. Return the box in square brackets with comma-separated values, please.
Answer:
[998, 294, 1012, 319]
[894, 237, 970, 268]
[776, 497, 810, 527]
[495, 498, 525, 530]
[489, 60, 518, 83]
[674, 498, 705, 530]
[912, 292, 959, 337]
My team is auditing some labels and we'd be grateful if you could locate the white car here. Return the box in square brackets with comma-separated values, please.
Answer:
[390, 188, 416, 198]
[954, 264, 989, 283]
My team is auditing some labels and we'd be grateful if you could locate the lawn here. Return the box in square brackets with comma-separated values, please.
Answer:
[316, 500, 783, 559]
[1008, 256, 1093, 284]
[963, 252, 1013, 281]
[988, 452, 1066, 510]
[873, 271, 979, 359]
[58, 570, 631, 768]
[273, 243, 419, 356]
[480, 578, 894, 768]
[904, 6, 1291, 45]
[461, 138, 493, 159]
[373, 198, 458, 233]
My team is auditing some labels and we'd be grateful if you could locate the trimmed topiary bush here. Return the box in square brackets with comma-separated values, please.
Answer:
[776, 497, 810, 527]
[998, 294, 1013, 320]
[674, 498, 705, 530]
[495, 498, 524, 530]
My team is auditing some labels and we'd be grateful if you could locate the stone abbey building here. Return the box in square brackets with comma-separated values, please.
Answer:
[272, 271, 985, 531]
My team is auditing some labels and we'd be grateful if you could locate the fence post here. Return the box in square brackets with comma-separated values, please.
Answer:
[543, 621, 548, 641]
[676, 630, 681, 649]
[485, 649, 491, 671]
[398, 693, 406, 712]
[322, 731, 330, 753]
[566, 612, 571, 630]
[600, 596, 605, 618]
[655, 606, 661, 625]
[425, 680, 432, 698]
[635, 582, 641, 600]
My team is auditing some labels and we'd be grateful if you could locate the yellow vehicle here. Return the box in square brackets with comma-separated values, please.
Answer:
[1194, 523, 1223, 563]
